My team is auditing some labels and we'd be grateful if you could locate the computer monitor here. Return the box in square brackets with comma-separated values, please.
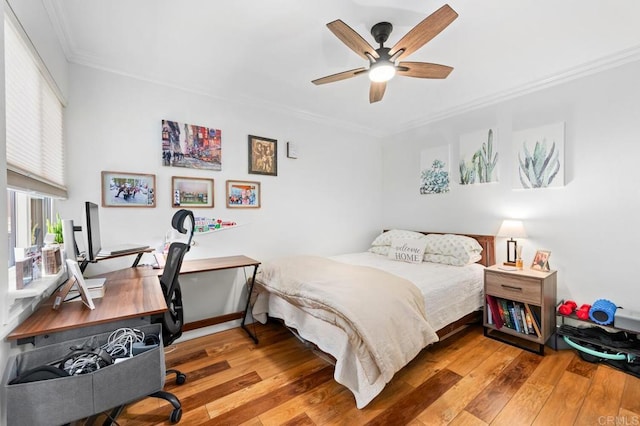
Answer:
[82, 201, 102, 262]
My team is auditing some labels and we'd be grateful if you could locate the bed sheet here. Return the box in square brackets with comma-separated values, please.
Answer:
[330, 252, 485, 331]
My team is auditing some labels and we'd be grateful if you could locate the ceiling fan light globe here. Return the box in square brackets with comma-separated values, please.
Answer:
[369, 63, 396, 82]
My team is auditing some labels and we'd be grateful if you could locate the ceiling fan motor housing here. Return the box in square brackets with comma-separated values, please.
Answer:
[371, 22, 393, 45]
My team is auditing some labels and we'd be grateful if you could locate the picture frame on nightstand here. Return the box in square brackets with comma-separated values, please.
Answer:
[531, 250, 551, 271]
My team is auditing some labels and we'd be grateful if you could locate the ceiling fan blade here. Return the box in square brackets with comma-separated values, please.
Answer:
[369, 81, 386, 103]
[389, 4, 458, 61]
[327, 20, 379, 60]
[397, 62, 453, 79]
[312, 67, 367, 85]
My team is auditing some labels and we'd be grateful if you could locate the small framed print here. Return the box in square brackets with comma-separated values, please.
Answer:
[226, 180, 260, 208]
[101, 171, 156, 207]
[248, 135, 277, 176]
[171, 176, 214, 208]
[531, 250, 551, 272]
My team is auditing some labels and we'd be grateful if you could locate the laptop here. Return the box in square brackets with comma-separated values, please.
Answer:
[97, 243, 150, 257]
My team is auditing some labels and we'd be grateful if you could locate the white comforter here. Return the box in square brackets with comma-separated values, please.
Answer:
[252, 252, 485, 408]
[255, 255, 439, 386]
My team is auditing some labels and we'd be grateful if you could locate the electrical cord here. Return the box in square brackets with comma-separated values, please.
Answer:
[102, 327, 146, 359]
[58, 328, 153, 376]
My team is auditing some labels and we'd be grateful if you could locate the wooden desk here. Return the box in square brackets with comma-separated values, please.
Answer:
[178, 255, 261, 343]
[7, 267, 167, 346]
[7, 255, 261, 346]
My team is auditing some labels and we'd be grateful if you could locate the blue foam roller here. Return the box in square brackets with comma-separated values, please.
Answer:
[589, 299, 617, 325]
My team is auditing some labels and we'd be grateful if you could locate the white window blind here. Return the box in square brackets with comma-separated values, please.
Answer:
[5, 13, 66, 198]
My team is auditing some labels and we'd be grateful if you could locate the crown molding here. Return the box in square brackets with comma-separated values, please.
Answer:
[394, 44, 640, 135]
[41, 0, 75, 60]
[40, 2, 640, 139]
[67, 53, 380, 138]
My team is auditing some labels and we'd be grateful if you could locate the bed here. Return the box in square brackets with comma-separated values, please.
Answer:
[251, 230, 495, 408]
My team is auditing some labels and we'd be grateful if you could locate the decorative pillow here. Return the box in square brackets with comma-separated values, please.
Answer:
[423, 234, 483, 265]
[368, 245, 390, 256]
[388, 238, 428, 264]
[371, 229, 426, 247]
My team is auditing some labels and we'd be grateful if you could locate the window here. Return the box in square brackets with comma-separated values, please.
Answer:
[2, 6, 66, 327]
[5, 10, 66, 197]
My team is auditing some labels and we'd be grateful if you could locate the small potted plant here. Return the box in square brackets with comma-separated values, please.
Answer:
[46, 213, 64, 244]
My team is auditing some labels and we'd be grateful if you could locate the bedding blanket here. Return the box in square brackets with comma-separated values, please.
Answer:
[256, 255, 439, 385]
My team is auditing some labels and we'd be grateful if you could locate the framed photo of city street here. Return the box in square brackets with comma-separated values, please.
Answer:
[162, 119, 222, 171]
[171, 176, 214, 208]
[101, 171, 156, 208]
[248, 135, 277, 176]
[226, 180, 260, 208]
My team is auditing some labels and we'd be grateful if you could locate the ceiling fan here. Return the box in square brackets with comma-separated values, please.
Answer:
[312, 4, 458, 103]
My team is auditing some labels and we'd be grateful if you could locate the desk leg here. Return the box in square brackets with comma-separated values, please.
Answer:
[241, 264, 259, 344]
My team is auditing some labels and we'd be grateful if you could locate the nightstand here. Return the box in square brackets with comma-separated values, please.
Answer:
[483, 265, 557, 355]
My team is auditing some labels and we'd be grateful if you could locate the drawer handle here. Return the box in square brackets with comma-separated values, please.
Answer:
[501, 284, 523, 291]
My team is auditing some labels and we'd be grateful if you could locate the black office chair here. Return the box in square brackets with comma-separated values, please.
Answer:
[150, 209, 195, 423]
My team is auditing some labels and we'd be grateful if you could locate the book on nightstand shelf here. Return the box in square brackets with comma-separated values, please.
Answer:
[486, 294, 541, 337]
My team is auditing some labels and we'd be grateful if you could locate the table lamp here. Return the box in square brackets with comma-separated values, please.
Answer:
[497, 220, 527, 266]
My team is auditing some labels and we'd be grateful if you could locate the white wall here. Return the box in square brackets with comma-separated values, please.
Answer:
[382, 59, 640, 311]
[57, 64, 383, 333]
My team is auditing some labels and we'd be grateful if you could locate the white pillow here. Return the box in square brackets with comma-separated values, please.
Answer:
[368, 245, 390, 256]
[424, 252, 482, 266]
[388, 238, 428, 264]
[371, 229, 426, 247]
[423, 234, 483, 265]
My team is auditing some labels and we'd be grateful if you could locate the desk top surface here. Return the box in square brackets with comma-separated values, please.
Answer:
[7, 267, 166, 341]
[179, 255, 260, 274]
[7, 255, 260, 341]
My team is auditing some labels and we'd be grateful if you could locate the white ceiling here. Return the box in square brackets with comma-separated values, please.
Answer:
[45, 0, 640, 135]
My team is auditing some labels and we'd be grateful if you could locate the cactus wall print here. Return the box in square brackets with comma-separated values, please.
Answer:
[459, 128, 499, 185]
[513, 122, 564, 189]
[420, 145, 450, 194]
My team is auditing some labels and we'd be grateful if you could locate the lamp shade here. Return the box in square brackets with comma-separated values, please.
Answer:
[497, 220, 527, 238]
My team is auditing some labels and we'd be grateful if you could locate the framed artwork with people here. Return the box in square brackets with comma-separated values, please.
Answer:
[248, 135, 277, 176]
[101, 171, 156, 207]
[531, 249, 551, 271]
[226, 180, 260, 208]
[161, 119, 222, 171]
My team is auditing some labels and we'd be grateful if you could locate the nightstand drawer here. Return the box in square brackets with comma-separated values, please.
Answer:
[485, 273, 541, 304]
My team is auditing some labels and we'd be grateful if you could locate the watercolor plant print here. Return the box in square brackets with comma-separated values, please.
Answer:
[420, 145, 450, 194]
[513, 122, 564, 189]
[459, 128, 498, 185]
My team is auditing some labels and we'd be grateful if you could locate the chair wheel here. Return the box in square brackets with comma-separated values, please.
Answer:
[176, 373, 187, 385]
[170, 407, 182, 423]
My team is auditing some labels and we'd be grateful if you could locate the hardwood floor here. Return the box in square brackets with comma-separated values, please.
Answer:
[112, 321, 640, 425]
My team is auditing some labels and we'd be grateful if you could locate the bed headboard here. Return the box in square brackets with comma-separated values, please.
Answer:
[383, 230, 495, 267]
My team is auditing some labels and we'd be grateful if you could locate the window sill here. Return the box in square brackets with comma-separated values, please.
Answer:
[8, 268, 67, 300]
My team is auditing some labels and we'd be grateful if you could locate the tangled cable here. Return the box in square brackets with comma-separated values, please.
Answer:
[59, 328, 148, 376]
[102, 327, 146, 358]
